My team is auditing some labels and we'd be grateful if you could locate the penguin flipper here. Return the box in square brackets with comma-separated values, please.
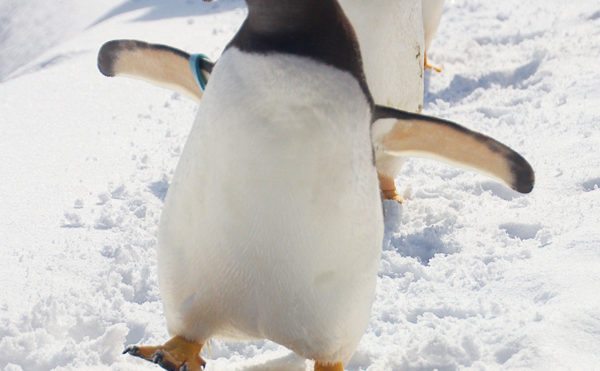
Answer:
[97, 40, 213, 102]
[372, 105, 534, 193]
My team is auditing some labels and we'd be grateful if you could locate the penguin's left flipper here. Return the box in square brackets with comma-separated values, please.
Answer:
[372, 105, 535, 193]
[98, 40, 213, 102]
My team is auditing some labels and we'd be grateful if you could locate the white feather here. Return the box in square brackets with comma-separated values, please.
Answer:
[339, 0, 427, 198]
[157, 48, 383, 363]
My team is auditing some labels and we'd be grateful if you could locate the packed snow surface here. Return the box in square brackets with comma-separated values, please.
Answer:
[1, 0, 600, 370]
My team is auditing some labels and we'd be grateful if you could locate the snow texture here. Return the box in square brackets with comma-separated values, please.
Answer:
[1, 0, 600, 370]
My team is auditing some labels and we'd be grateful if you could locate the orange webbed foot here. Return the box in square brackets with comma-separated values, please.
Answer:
[315, 361, 344, 371]
[381, 189, 404, 203]
[124, 336, 206, 371]
[378, 172, 404, 204]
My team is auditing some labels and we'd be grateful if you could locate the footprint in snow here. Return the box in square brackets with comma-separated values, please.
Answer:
[499, 222, 542, 240]
[582, 177, 600, 192]
[61, 212, 85, 228]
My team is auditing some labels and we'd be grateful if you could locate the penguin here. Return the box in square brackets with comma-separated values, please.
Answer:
[124, 2, 384, 369]
[341, 0, 444, 199]
[337, 0, 425, 202]
[422, 0, 445, 72]
[100, 1, 534, 370]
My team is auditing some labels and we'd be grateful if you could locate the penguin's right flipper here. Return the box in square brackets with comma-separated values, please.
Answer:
[372, 105, 535, 193]
[98, 40, 213, 102]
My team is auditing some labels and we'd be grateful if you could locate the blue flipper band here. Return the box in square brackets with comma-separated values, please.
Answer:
[189, 53, 210, 91]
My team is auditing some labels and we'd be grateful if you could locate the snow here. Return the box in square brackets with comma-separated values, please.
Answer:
[1, 0, 600, 370]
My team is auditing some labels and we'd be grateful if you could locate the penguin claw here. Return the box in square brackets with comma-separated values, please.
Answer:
[122, 345, 139, 355]
[425, 61, 442, 73]
[153, 350, 165, 364]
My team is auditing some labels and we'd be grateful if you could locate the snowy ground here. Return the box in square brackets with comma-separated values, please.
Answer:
[1, 0, 600, 370]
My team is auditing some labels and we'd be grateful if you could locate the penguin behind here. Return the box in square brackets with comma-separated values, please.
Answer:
[99, 0, 534, 370]
[338, 0, 425, 202]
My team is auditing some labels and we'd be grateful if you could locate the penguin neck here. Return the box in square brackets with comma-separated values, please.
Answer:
[245, 0, 323, 35]
[228, 0, 374, 107]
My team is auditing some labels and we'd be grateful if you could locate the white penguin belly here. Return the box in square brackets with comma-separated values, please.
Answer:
[157, 48, 383, 363]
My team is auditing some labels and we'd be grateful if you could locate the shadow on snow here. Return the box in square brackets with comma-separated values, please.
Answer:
[425, 57, 542, 105]
[92, 0, 245, 26]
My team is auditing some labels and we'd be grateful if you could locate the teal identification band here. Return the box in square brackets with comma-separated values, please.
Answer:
[189, 53, 210, 91]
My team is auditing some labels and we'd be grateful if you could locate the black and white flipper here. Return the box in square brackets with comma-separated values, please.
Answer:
[97, 40, 213, 102]
[372, 105, 535, 193]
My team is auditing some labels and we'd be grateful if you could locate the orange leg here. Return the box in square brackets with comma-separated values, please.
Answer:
[315, 361, 344, 371]
[424, 51, 442, 73]
[123, 335, 205, 371]
[378, 171, 403, 203]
